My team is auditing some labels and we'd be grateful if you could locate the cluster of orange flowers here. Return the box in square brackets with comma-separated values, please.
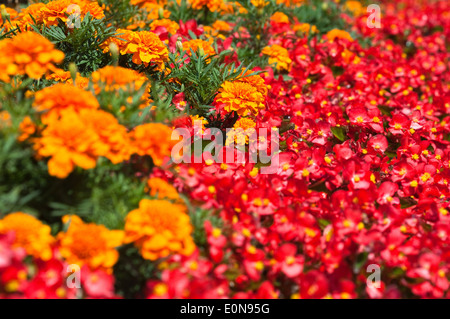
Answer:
[3, 0, 105, 31]
[0, 200, 195, 270]
[124, 199, 196, 261]
[0, 32, 64, 82]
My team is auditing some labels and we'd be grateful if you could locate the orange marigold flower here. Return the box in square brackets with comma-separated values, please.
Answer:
[325, 28, 354, 42]
[0, 32, 64, 81]
[345, 1, 364, 17]
[141, 3, 171, 20]
[261, 44, 292, 71]
[91, 65, 148, 93]
[33, 83, 99, 122]
[0, 212, 54, 261]
[250, 0, 269, 9]
[130, 123, 176, 166]
[131, 0, 167, 7]
[293, 22, 318, 35]
[235, 71, 268, 97]
[40, 0, 104, 27]
[190, 0, 223, 12]
[18, 116, 37, 142]
[46, 69, 89, 89]
[58, 215, 124, 271]
[35, 108, 131, 178]
[276, 0, 304, 6]
[215, 81, 265, 116]
[226, 117, 257, 146]
[182, 39, 216, 57]
[0, 110, 11, 129]
[270, 12, 289, 24]
[150, 18, 179, 34]
[147, 177, 180, 201]
[212, 20, 232, 32]
[104, 29, 168, 69]
[13, 3, 45, 30]
[35, 109, 103, 178]
[124, 199, 195, 260]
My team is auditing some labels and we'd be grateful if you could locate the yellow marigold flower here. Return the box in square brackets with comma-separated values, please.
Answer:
[0, 32, 64, 81]
[262, 44, 292, 71]
[33, 83, 99, 122]
[216, 81, 265, 116]
[40, 0, 105, 26]
[150, 18, 179, 34]
[182, 39, 216, 57]
[147, 177, 180, 201]
[270, 12, 289, 24]
[326, 29, 354, 42]
[105, 29, 168, 70]
[58, 215, 124, 271]
[124, 199, 196, 260]
[130, 123, 176, 166]
[0, 212, 54, 261]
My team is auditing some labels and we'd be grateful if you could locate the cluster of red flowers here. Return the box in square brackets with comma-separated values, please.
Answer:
[147, 0, 450, 299]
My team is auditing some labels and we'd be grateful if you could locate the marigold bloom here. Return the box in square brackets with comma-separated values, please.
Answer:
[13, 3, 45, 30]
[0, 212, 54, 261]
[226, 117, 257, 145]
[150, 18, 179, 34]
[326, 29, 354, 42]
[293, 22, 318, 35]
[276, 0, 304, 6]
[216, 81, 265, 116]
[345, 1, 364, 17]
[141, 3, 171, 20]
[182, 39, 216, 57]
[124, 199, 195, 260]
[18, 116, 37, 142]
[147, 177, 180, 201]
[236, 71, 268, 97]
[270, 12, 290, 24]
[0, 32, 64, 81]
[91, 65, 148, 93]
[105, 29, 169, 69]
[0, 110, 11, 129]
[35, 108, 131, 178]
[212, 20, 232, 32]
[261, 44, 292, 71]
[58, 215, 124, 270]
[130, 123, 176, 166]
[190, 0, 223, 12]
[251, 0, 269, 9]
[40, 0, 105, 26]
[35, 109, 103, 178]
[33, 83, 99, 122]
